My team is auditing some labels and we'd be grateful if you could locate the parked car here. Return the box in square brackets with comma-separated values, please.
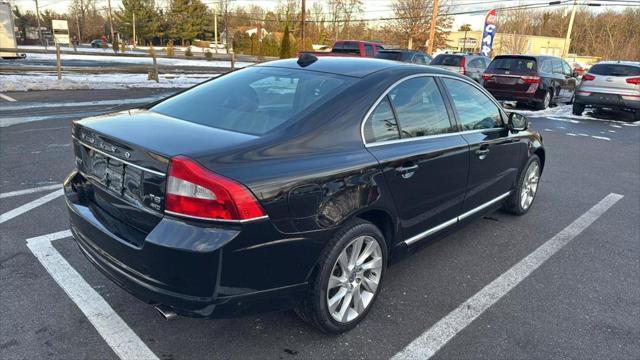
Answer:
[429, 53, 490, 82]
[571, 62, 586, 77]
[573, 61, 640, 120]
[299, 40, 384, 58]
[374, 49, 432, 65]
[482, 55, 578, 110]
[90, 39, 110, 48]
[64, 56, 544, 334]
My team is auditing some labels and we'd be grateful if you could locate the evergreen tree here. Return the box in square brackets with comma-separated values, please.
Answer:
[114, 0, 159, 45]
[279, 24, 291, 59]
[166, 0, 209, 45]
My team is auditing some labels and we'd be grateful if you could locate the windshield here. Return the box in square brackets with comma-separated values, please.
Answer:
[375, 52, 402, 61]
[589, 64, 640, 76]
[487, 56, 537, 75]
[431, 55, 463, 66]
[151, 67, 354, 135]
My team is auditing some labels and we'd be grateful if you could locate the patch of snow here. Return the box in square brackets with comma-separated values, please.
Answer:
[0, 73, 217, 91]
[20, 52, 253, 68]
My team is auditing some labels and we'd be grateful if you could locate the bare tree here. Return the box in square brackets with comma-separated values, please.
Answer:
[390, 0, 451, 50]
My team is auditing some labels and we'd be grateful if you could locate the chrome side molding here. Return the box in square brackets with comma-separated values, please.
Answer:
[404, 191, 511, 246]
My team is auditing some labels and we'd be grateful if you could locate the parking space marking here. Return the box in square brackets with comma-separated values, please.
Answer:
[26, 231, 160, 360]
[0, 184, 61, 199]
[392, 193, 624, 360]
[0, 189, 63, 224]
[0, 93, 17, 102]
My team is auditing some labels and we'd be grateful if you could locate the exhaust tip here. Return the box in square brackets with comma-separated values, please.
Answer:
[154, 305, 177, 321]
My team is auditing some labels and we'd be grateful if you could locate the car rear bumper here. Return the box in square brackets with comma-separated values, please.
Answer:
[64, 170, 315, 318]
[575, 92, 640, 110]
[485, 89, 544, 104]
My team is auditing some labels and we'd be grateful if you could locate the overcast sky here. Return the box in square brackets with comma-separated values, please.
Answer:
[8, 0, 633, 32]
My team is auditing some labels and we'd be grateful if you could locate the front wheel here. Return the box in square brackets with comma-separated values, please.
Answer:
[503, 155, 541, 215]
[296, 219, 387, 333]
[572, 103, 585, 116]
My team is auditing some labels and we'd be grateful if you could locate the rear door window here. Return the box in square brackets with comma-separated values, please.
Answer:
[413, 55, 427, 65]
[487, 56, 537, 75]
[388, 77, 453, 138]
[589, 64, 640, 76]
[431, 55, 463, 66]
[151, 67, 354, 135]
[562, 61, 572, 76]
[332, 42, 360, 54]
[552, 60, 563, 74]
[442, 78, 503, 131]
[540, 60, 553, 73]
[365, 44, 373, 57]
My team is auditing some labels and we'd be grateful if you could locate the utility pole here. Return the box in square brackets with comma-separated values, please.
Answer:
[107, 0, 115, 46]
[79, 0, 84, 42]
[133, 12, 136, 47]
[34, 0, 43, 47]
[214, 4, 218, 52]
[75, 12, 82, 41]
[427, 0, 439, 55]
[300, 0, 306, 52]
[562, 0, 577, 57]
[224, 0, 230, 54]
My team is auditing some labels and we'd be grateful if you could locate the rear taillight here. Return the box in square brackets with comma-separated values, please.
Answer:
[519, 76, 540, 85]
[582, 74, 595, 81]
[165, 156, 266, 221]
[626, 77, 640, 85]
[482, 74, 493, 81]
[459, 57, 466, 74]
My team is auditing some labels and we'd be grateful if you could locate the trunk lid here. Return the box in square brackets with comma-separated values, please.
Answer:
[72, 109, 258, 233]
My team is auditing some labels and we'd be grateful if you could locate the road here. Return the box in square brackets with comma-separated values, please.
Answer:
[1, 89, 639, 359]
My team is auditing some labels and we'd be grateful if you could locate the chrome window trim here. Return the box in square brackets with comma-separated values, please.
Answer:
[403, 191, 511, 246]
[164, 210, 269, 224]
[74, 137, 167, 177]
[360, 73, 507, 148]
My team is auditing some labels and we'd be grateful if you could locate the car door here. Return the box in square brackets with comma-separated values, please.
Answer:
[561, 60, 577, 100]
[552, 59, 569, 101]
[363, 76, 469, 242]
[440, 77, 526, 215]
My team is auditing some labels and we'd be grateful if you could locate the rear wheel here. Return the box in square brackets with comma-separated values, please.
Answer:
[535, 91, 552, 110]
[572, 103, 585, 116]
[503, 155, 541, 215]
[296, 219, 387, 333]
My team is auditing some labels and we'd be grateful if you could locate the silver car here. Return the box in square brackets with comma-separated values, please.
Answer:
[429, 53, 491, 82]
[573, 61, 640, 121]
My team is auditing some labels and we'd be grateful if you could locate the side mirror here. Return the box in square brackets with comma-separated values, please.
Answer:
[508, 112, 528, 132]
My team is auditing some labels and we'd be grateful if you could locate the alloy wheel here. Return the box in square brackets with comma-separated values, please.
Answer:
[520, 161, 540, 210]
[543, 92, 551, 109]
[326, 235, 383, 323]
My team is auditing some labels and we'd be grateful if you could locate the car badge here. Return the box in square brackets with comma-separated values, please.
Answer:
[124, 151, 131, 159]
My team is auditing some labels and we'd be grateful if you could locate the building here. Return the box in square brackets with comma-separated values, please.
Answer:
[445, 30, 567, 57]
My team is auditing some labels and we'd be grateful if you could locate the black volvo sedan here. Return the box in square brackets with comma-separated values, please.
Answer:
[64, 56, 545, 333]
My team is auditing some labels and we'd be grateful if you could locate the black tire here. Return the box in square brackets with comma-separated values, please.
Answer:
[296, 218, 388, 334]
[572, 102, 585, 116]
[503, 155, 541, 216]
[535, 90, 552, 110]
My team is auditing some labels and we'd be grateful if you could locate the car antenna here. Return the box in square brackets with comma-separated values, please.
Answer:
[297, 53, 318, 67]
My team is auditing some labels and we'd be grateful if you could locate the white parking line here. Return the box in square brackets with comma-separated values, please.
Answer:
[26, 231, 160, 360]
[0, 189, 63, 224]
[0, 184, 62, 199]
[392, 193, 623, 360]
[0, 93, 17, 102]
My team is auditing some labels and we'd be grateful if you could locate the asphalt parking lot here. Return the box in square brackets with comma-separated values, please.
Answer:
[1, 90, 639, 359]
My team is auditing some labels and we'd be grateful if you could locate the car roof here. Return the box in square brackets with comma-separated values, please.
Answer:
[257, 56, 453, 78]
[594, 61, 640, 66]
[256, 57, 402, 78]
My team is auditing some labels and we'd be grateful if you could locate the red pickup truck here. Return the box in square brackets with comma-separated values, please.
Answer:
[300, 40, 385, 58]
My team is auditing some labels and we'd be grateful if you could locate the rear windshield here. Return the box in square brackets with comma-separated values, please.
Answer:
[487, 56, 537, 75]
[332, 42, 360, 54]
[375, 51, 403, 61]
[151, 67, 354, 135]
[431, 55, 463, 66]
[588, 64, 640, 76]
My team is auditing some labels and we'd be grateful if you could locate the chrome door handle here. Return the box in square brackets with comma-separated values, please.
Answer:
[396, 164, 419, 179]
[475, 148, 490, 159]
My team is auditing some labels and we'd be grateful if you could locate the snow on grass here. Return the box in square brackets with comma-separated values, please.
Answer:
[1, 73, 217, 91]
[19, 52, 253, 68]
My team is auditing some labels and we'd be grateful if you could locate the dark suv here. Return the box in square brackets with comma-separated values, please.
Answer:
[375, 49, 432, 65]
[482, 55, 578, 110]
[64, 57, 544, 334]
[429, 53, 490, 82]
